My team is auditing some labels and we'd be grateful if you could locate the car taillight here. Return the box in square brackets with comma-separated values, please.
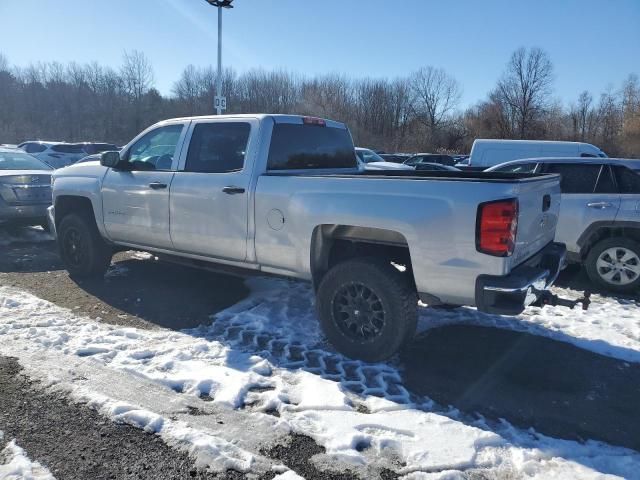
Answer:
[302, 116, 326, 126]
[476, 199, 518, 257]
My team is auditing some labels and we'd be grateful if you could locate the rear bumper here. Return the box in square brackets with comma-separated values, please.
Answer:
[0, 199, 49, 225]
[475, 242, 566, 315]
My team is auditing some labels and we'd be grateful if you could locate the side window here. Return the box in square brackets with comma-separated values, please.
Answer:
[613, 166, 640, 194]
[495, 162, 537, 173]
[594, 165, 617, 193]
[25, 143, 46, 154]
[124, 124, 184, 171]
[185, 122, 250, 173]
[544, 163, 601, 194]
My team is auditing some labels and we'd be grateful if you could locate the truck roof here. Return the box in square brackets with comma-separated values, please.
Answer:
[155, 114, 347, 129]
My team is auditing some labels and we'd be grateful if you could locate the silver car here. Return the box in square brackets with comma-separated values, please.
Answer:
[488, 157, 640, 292]
[0, 148, 53, 228]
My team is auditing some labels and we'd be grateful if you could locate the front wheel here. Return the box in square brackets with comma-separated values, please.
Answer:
[585, 237, 640, 293]
[58, 213, 112, 278]
[316, 257, 418, 362]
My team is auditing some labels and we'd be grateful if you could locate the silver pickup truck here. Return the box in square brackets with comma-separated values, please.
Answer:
[48, 114, 578, 361]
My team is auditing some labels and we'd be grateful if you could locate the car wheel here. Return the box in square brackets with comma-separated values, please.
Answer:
[585, 237, 640, 292]
[58, 213, 112, 278]
[316, 257, 418, 362]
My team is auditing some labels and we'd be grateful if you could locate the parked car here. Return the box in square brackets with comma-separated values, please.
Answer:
[468, 139, 606, 169]
[355, 147, 414, 170]
[453, 155, 470, 165]
[404, 154, 456, 167]
[488, 157, 640, 292]
[79, 142, 119, 155]
[18, 141, 87, 168]
[414, 163, 460, 172]
[379, 153, 411, 164]
[0, 147, 53, 229]
[49, 114, 579, 361]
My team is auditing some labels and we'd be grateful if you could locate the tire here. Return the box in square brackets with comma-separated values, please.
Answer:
[58, 213, 112, 278]
[585, 237, 640, 293]
[316, 257, 418, 362]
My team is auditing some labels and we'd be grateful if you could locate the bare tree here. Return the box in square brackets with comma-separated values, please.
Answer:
[569, 91, 595, 141]
[409, 66, 461, 146]
[121, 50, 154, 101]
[497, 47, 554, 139]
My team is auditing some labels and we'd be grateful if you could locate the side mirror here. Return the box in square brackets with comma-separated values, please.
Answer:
[100, 151, 121, 168]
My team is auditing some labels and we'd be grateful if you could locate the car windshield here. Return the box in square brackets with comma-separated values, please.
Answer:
[0, 151, 52, 170]
[356, 149, 385, 163]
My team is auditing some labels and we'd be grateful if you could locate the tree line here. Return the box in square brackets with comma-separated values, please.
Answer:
[0, 48, 638, 157]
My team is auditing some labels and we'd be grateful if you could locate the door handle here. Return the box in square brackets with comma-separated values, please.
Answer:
[587, 202, 613, 209]
[222, 186, 245, 195]
[148, 182, 167, 190]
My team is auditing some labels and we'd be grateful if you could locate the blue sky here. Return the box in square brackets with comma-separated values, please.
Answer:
[1, 0, 638, 108]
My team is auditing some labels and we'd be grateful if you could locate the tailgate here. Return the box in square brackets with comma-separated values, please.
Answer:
[510, 174, 561, 268]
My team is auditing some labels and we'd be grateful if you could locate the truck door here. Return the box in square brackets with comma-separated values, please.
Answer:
[169, 119, 256, 261]
[541, 162, 620, 252]
[101, 122, 188, 249]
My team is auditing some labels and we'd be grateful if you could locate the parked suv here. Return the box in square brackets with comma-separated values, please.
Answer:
[18, 141, 87, 168]
[488, 157, 640, 292]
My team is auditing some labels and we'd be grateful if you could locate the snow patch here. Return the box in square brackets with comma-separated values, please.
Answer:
[0, 432, 56, 480]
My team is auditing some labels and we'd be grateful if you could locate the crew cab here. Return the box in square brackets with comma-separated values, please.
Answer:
[49, 114, 575, 361]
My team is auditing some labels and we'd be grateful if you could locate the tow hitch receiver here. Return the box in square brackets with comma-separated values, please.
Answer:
[533, 291, 591, 311]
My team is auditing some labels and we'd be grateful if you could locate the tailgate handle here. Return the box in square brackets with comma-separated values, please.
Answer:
[542, 194, 551, 212]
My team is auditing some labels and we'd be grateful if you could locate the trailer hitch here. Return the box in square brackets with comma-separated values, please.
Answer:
[533, 290, 591, 311]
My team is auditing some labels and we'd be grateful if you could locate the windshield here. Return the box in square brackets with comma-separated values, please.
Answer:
[356, 149, 385, 163]
[0, 151, 52, 170]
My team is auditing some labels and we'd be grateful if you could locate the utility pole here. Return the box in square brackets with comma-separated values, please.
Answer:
[204, 0, 234, 114]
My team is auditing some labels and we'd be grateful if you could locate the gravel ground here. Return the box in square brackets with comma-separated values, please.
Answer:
[0, 356, 249, 480]
[0, 235, 249, 330]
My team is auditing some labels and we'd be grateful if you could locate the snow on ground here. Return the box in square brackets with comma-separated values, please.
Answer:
[0, 432, 55, 480]
[1, 278, 640, 478]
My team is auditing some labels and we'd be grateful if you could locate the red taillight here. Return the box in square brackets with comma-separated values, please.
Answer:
[302, 116, 326, 126]
[476, 199, 518, 257]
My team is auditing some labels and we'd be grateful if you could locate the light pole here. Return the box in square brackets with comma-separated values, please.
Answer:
[204, 0, 234, 114]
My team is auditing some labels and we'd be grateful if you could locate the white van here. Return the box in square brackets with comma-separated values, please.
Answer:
[469, 139, 606, 168]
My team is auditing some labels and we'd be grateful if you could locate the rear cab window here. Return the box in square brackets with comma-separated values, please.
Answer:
[267, 119, 357, 170]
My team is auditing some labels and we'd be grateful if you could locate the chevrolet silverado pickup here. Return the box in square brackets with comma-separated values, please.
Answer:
[49, 114, 575, 361]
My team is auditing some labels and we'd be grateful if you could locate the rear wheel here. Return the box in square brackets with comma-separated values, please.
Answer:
[585, 237, 640, 292]
[316, 257, 418, 362]
[58, 213, 112, 278]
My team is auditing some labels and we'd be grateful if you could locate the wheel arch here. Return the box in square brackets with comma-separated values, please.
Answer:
[309, 224, 414, 290]
[578, 221, 640, 260]
[54, 195, 99, 231]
